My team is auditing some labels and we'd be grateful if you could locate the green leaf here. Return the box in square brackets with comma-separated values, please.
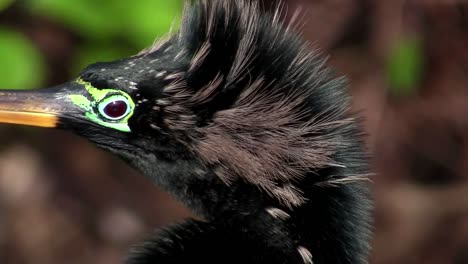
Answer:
[114, 0, 183, 47]
[24, 0, 183, 45]
[0, 0, 13, 11]
[386, 37, 424, 96]
[24, 0, 118, 39]
[0, 28, 45, 89]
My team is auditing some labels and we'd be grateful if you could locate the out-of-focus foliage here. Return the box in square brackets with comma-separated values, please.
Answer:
[25, 0, 182, 47]
[26, 0, 182, 72]
[386, 37, 424, 96]
[0, 0, 12, 11]
[0, 28, 45, 89]
[0, 0, 182, 90]
[26, 0, 120, 39]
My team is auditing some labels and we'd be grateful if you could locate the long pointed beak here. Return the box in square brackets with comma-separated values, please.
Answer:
[0, 83, 80, 128]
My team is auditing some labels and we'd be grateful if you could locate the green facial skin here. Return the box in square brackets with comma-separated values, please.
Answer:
[68, 79, 135, 132]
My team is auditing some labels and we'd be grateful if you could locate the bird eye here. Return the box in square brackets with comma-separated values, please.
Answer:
[97, 95, 131, 121]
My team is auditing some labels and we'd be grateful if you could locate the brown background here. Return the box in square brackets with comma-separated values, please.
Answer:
[1, 0, 468, 263]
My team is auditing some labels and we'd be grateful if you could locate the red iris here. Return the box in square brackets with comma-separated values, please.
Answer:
[103, 100, 128, 119]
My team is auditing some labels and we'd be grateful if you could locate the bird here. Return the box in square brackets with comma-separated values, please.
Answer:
[0, 1, 371, 263]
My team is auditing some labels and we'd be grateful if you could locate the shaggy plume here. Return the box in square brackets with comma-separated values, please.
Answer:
[138, 0, 367, 207]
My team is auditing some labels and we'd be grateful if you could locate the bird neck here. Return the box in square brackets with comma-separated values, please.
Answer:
[112, 134, 371, 263]
[131, 153, 370, 264]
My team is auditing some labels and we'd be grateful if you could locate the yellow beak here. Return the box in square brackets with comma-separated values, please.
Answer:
[0, 110, 57, 128]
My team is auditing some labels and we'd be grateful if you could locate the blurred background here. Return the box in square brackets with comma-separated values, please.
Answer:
[0, 0, 467, 263]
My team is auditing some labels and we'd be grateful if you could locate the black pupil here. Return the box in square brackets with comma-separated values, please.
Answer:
[103, 100, 127, 119]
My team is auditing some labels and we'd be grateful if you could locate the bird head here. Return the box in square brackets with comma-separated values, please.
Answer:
[0, 56, 188, 163]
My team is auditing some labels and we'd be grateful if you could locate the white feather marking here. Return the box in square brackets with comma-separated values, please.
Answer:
[271, 184, 307, 209]
[266, 207, 290, 220]
[150, 124, 160, 130]
[174, 49, 187, 61]
[298, 246, 313, 264]
[156, 71, 167, 78]
[156, 99, 171, 106]
[164, 72, 185, 81]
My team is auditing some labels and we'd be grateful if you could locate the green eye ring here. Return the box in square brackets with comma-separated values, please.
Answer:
[97, 95, 132, 121]
[70, 79, 136, 132]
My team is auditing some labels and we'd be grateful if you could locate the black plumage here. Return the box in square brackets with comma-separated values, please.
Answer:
[0, 1, 372, 263]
